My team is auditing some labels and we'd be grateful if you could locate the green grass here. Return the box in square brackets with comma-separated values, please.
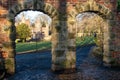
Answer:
[16, 41, 51, 53]
[16, 36, 95, 53]
[76, 35, 95, 46]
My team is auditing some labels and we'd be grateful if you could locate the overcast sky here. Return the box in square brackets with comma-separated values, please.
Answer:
[15, 10, 52, 25]
[15, 11, 96, 27]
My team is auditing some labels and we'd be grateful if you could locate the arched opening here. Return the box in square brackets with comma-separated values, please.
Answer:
[14, 10, 52, 72]
[67, 0, 114, 69]
[76, 12, 105, 67]
[4, 0, 59, 74]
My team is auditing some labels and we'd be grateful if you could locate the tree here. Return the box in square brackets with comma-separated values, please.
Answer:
[117, 0, 120, 12]
[16, 23, 31, 42]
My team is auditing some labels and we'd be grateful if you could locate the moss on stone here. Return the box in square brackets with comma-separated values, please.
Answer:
[68, 46, 76, 51]
[5, 58, 15, 74]
[54, 59, 66, 68]
[110, 33, 116, 39]
[91, 47, 103, 59]
[45, 4, 51, 13]
[71, 58, 76, 64]
[107, 12, 114, 19]
[55, 25, 61, 32]
[56, 50, 65, 57]
[65, 58, 76, 68]
[8, 50, 15, 58]
[85, 4, 90, 11]
[61, 61, 67, 68]
[98, 5, 102, 11]
[2, 42, 12, 48]
[53, 58, 75, 69]
[68, 33, 75, 39]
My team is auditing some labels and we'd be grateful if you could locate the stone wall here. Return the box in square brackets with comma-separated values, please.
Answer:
[111, 13, 120, 65]
[0, 0, 119, 75]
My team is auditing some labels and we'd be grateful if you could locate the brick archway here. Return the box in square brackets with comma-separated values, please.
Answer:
[67, 0, 114, 66]
[5, 0, 59, 74]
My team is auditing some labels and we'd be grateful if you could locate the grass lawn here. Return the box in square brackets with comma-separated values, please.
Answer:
[76, 35, 95, 46]
[16, 41, 51, 53]
[16, 36, 95, 53]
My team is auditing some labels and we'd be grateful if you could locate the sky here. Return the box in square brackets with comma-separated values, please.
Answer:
[15, 11, 96, 27]
[76, 12, 96, 22]
[15, 10, 52, 26]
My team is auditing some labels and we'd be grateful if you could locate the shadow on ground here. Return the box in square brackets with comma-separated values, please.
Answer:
[8, 45, 120, 80]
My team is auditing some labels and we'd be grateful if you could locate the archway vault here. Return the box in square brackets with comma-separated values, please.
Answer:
[67, 0, 115, 68]
[5, 0, 59, 74]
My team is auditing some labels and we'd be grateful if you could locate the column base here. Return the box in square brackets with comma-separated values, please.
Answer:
[52, 68, 77, 74]
[103, 62, 112, 67]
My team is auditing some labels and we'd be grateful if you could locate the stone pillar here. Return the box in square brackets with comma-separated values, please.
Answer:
[52, 21, 68, 71]
[52, 20, 76, 72]
[3, 23, 16, 74]
[103, 20, 115, 66]
[104, 20, 120, 66]
[0, 18, 15, 74]
[103, 20, 111, 65]
[67, 20, 76, 69]
[51, 0, 76, 72]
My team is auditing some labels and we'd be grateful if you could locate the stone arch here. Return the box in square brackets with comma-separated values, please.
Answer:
[68, 1, 113, 21]
[4, 0, 59, 74]
[7, 1, 58, 21]
[67, 0, 114, 67]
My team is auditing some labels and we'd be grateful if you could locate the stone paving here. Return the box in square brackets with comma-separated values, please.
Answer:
[7, 45, 120, 80]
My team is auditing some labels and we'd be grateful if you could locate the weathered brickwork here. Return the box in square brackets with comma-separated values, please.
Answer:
[0, 0, 119, 74]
